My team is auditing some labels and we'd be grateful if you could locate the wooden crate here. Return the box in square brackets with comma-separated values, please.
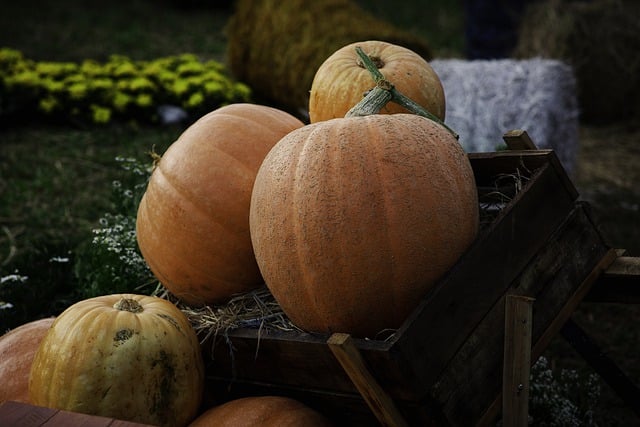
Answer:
[201, 150, 615, 426]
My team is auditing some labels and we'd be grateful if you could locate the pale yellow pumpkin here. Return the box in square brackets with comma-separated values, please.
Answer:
[309, 40, 445, 123]
[29, 294, 204, 427]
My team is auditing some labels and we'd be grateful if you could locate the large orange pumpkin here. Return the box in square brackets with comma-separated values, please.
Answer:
[250, 114, 479, 338]
[0, 317, 54, 403]
[308, 40, 445, 123]
[29, 294, 204, 427]
[189, 396, 332, 427]
[136, 103, 304, 306]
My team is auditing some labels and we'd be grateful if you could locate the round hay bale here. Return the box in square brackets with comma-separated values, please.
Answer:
[225, 0, 432, 118]
[514, 0, 640, 124]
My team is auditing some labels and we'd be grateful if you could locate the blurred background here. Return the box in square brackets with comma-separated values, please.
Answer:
[1, 0, 638, 424]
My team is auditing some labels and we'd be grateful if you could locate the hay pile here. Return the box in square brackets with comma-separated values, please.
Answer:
[225, 0, 432, 118]
[431, 58, 580, 174]
[514, 0, 640, 124]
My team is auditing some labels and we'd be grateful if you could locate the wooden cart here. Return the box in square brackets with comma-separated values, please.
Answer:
[200, 141, 638, 426]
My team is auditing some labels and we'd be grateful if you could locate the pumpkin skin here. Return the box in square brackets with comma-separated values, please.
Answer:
[136, 103, 304, 306]
[250, 114, 479, 338]
[189, 396, 333, 427]
[309, 40, 445, 123]
[0, 317, 54, 403]
[28, 294, 205, 427]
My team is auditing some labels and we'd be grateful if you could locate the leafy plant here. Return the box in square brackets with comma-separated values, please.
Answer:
[0, 48, 252, 126]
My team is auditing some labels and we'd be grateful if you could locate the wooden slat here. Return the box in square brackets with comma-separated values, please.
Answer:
[586, 256, 640, 303]
[502, 129, 539, 150]
[43, 409, 113, 427]
[327, 333, 409, 427]
[0, 401, 57, 426]
[0, 401, 155, 427]
[502, 295, 534, 427]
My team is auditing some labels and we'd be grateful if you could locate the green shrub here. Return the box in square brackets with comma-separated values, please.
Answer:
[0, 48, 251, 125]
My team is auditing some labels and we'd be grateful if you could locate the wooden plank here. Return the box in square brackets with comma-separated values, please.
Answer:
[0, 401, 154, 427]
[502, 295, 534, 427]
[0, 401, 57, 426]
[586, 256, 640, 303]
[327, 333, 410, 427]
[503, 129, 539, 150]
[561, 318, 640, 418]
[43, 409, 113, 427]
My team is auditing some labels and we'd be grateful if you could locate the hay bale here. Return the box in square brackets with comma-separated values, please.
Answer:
[225, 0, 432, 117]
[431, 58, 579, 174]
[514, 0, 640, 124]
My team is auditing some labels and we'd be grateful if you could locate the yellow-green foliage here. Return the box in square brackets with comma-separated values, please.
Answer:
[226, 0, 432, 118]
[0, 48, 252, 125]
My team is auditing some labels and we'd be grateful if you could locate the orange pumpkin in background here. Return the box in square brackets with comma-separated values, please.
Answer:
[250, 113, 478, 338]
[308, 40, 445, 123]
[0, 317, 54, 403]
[189, 396, 333, 427]
[136, 103, 304, 306]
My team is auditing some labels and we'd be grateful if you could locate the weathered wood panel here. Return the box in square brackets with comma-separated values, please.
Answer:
[431, 204, 612, 425]
[0, 401, 154, 427]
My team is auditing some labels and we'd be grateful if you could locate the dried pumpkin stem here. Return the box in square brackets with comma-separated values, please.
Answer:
[114, 297, 144, 313]
[346, 46, 459, 140]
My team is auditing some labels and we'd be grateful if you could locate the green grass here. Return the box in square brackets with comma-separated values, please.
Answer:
[0, 124, 178, 328]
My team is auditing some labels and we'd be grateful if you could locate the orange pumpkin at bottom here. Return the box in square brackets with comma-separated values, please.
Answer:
[189, 396, 333, 427]
[0, 317, 55, 403]
[250, 114, 479, 338]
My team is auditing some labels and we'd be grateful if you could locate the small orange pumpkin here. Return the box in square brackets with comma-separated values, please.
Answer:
[29, 294, 204, 427]
[189, 396, 333, 427]
[250, 114, 478, 338]
[0, 317, 54, 403]
[136, 103, 304, 305]
[309, 40, 445, 123]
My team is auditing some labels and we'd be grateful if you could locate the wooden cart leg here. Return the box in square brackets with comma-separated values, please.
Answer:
[502, 294, 535, 427]
[328, 333, 409, 427]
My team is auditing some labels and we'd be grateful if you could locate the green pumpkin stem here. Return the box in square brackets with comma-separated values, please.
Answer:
[346, 46, 459, 140]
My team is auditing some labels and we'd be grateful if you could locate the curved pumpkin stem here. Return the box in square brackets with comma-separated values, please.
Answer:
[346, 46, 459, 140]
